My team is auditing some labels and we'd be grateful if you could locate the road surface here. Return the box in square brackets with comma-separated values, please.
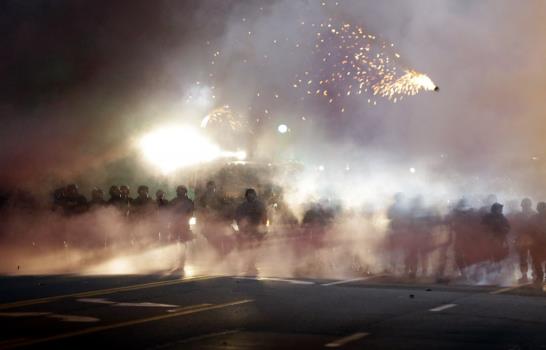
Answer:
[0, 274, 545, 349]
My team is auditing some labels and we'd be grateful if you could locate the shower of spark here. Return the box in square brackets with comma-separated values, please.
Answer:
[296, 20, 436, 106]
[202, 2, 437, 121]
[201, 105, 250, 132]
[372, 70, 438, 101]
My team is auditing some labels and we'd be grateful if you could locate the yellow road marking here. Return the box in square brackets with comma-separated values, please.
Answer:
[0, 339, 27, 348]
[325, 332, 369, 347]
[489, 282, 532, 295]
[153, 329, 241, 348]
[429, 303, 457, 312]
[0, 275, 218, 310]
[2, 299, 253, 349]
[321, 277, 374, 287]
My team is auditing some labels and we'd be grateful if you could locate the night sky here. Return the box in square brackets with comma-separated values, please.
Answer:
[2, 0, 546, 198]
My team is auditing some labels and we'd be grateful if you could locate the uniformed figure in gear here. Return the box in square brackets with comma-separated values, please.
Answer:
[155, 190, 169, 208]
[386, 193, 410, 274]
[154, 189, 170, 244]
[169, 185, 195, 243]
[61, 184, 88, 216]
[235, 188, 267, 274]
[119, 185, 133, 216]
[512, 198, 536, 282]
[90, 188, 107, 208]
[235, 188, 267, 238]
[529, 202, 546, 285]
[52, 187, 66, 212]
[302, 200, 334, 228]
[198, 181, 224, 212]
[107, 186, 123, 207]
[198, 181, 231, 256]
[404, 196, 438, 279]
[132, 185, 154, 217]
[482, 203, 510, 265]
[265, 186, 298, 227]
[169, 185, 195, 274]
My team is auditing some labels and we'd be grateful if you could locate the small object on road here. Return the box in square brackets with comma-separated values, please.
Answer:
[409, 294, 415, 298]
[425, 288, 432, 292]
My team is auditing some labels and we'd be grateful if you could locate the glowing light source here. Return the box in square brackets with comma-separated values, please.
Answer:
[138, 126, 246, 174]
[189, 217, 197, 226]
[184, 265, 196, 278]
[277, 124, 288, 134]
[409, 167, 416, 174]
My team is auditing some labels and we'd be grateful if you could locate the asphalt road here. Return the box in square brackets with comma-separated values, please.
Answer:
[0, 274, 545, 350]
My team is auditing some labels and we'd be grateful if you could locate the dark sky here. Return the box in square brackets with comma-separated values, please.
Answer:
[1, 0, 226, 186]
[2, 0, 546, 199]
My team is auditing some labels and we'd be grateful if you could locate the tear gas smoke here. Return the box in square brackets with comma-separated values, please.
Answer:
[2, 1, 546, 285]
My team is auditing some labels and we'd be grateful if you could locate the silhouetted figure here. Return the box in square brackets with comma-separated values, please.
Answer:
[482, 203, 510, 264]
[52, 187, 65, 212]
[405, 196, 439, 279]
[61, 184, 88, 216]
[235, 188, 266, 274]
[450, 198, 481, 277]
[386, 193, 410, 274]
[512, 198, 536, 282]
[169, 185, 195, 274]
[119, 185, 133, 215]
[89, 188, 107, 208]
[132, 185, 154, 217]
[107, 186, 123, 208]
[235, 188, 267, 237]
[170, 185, 195, 243]
[198, 181, 232, 256]
[155, 190, 169, 208]
[529, 202, 546, 285]
[198, 181, 223, 213]
[302, 202, 333, 227]
[266, 187, 298, 227]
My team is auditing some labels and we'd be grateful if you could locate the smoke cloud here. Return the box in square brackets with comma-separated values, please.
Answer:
[1, 1, 545, 282]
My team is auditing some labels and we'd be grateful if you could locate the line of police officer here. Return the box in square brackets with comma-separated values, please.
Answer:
[43, 185, 546, 284]
[387, 194, 546, 285]
[52, 181, 267, 247]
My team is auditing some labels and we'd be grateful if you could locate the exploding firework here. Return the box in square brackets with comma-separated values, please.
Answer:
[200, 105, 251, 132]
[296, 20, 437, 105]
[372, 70, 438, 101]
